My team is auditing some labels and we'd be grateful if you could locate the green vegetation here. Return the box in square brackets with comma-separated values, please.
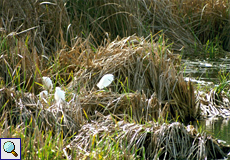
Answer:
[1, 0, 230, 159]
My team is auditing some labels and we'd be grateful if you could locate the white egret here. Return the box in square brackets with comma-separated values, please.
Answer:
[55, 87, 65, 102]
[39, 90, 48, 99]
[97, 74, 114, 89]
[42, 77, 53, 92]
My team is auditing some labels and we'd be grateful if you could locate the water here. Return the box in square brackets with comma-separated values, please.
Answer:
[182, 58, 230, 83]
[182, 58, 230, 145]
[196, 117, 230, 145]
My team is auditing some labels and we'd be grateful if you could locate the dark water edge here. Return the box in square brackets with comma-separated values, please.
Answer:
[193, 117, 230, 145]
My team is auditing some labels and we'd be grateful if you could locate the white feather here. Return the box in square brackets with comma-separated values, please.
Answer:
[97, 74, 114, 89]
[42, 77, 53, 92]
[39, 90, 48, 99]
[55, 87, 65, 102]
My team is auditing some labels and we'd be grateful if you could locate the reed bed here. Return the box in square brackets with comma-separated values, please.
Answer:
[1, 0, 229, 56]
[1, 0, 229, 95]
[64, 115, 230, 159]
[1, 34, 230, 159]
[197, 89, 230, 118]
[0, 87, 82, 137]
[67, 35, 197, 122]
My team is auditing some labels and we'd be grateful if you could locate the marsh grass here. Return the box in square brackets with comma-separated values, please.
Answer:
[1, 34, 229, 159]
[1, 0, 229, 93]
[1, 0, 229, 55]
[0, 118, 67, 159]
[64, 116, 230, 159]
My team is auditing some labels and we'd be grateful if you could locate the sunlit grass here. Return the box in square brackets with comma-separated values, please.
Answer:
[0, 119, 67, 159]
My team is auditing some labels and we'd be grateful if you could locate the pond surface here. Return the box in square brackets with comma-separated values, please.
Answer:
[182, 58, 230, 83]
[182, 58, 230, 145]
[195, 118, 230, 145]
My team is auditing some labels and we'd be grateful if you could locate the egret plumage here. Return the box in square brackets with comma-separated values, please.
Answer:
[39, 90, 48, 99]
[97, 74, 114, 89]
[55, 87, 65, 102]
[42, 77, 53, 92]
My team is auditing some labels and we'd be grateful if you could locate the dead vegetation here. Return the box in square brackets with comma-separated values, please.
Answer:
[66, 35, 197, 123]
[197, 89, 230, 118]
[63, 115, 230, 159]
[0, 87, 82, 137]
[0, 0, 229, 93]
[1, 0, 229, 55]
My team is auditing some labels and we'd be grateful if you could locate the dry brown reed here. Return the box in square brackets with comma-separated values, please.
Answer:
[0, 0, 71, 93]
[1, 0, 229, 56]
[1, 0, 70, 53]
[2, 31, 229, 158]
[197, 89, 230, 118]
[64, 115, 230, 159]
[0, 36, 42, 93]
[66, 0, 230, 52]
[174, 0, 230, 47]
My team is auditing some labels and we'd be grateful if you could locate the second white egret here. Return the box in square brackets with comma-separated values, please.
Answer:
[97, 74, 114, 89]
[55, 87, 65, 102]
[42, 77, 53, 92]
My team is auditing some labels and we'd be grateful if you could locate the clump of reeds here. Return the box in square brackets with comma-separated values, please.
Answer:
[68, 35, 197, 122]
[64, 115, 230, 159]
[197, 89, 230, 118]
[0, 87, 82, 137]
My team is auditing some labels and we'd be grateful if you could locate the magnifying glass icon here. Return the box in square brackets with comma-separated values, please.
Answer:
[3, 141, 18, 157]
